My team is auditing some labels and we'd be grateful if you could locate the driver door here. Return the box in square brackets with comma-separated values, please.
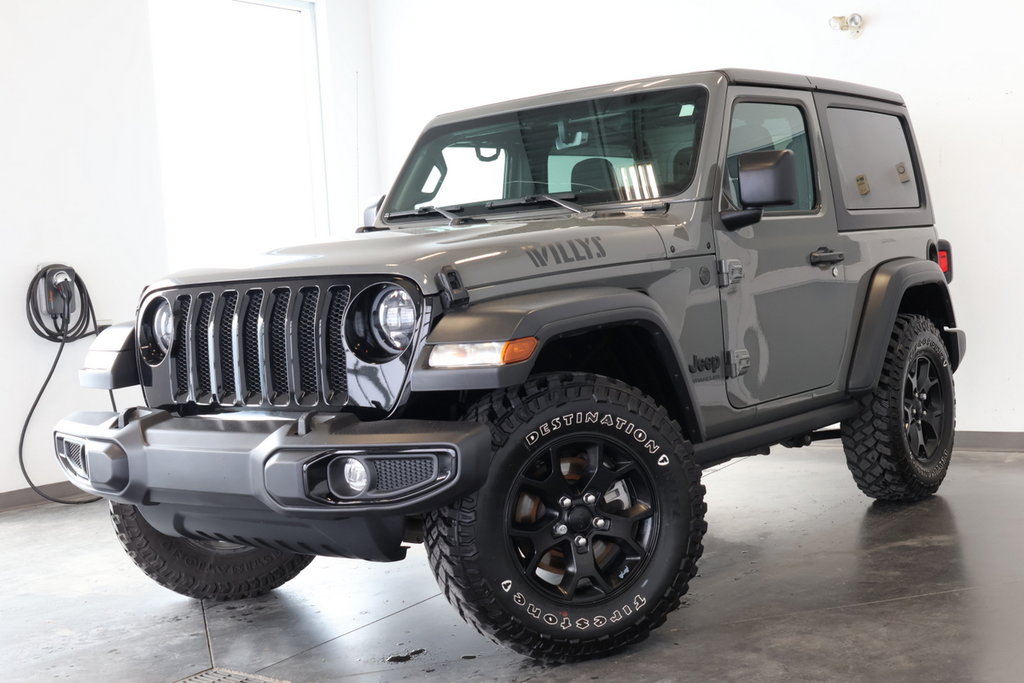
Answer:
[715, 89, 857, 409]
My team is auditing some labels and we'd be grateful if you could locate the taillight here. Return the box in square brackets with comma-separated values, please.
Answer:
[936, 239, 953, 283]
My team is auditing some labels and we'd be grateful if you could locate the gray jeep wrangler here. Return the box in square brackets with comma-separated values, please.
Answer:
[55, 69, 965, 661]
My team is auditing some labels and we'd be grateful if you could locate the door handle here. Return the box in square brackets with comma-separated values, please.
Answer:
[809, 247, 845, 265]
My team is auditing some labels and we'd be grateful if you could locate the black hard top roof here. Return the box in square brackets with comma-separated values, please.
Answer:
[719, 68, 904, 105]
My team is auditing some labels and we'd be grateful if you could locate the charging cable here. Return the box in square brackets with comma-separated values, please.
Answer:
[20, 266, 115, 505]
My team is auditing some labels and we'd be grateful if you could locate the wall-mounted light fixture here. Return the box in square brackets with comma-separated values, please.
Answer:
[829, 13, 865, 39]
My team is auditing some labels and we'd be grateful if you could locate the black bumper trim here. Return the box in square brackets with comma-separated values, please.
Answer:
[54, 409, 491, 561]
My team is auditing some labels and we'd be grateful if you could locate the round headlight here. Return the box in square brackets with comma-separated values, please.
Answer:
[152, 299, 174, 354]
[140, 297, 175, 366]
[372, 286, 417, 351]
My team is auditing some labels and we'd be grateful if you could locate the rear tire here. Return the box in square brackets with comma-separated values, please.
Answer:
[841, 314, 955, 501]
[110, 502, 314, 600]
[425, 373, 706, 661]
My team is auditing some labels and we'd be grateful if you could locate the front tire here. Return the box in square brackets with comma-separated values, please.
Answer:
[110, 502, 314, 600]
[425, 373, 706, 661]
[841, 314, 956, 501]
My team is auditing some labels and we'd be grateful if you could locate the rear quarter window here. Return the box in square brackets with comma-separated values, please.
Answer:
[827, 108, 920, 210]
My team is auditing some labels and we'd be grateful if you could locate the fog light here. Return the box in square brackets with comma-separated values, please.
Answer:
[326, 455, 374, 499]
[343, 458, 369, 494]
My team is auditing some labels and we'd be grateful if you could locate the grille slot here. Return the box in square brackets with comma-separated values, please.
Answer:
[218, 291, 238, 400]
[267, 289, 291, 402]
[241, 290, 264, 403]
[160, 282, 355, 409]
[173, 295, 192, 399]
[194, 293, 214, 400]
[373, 457, 436, 492]
[325, 287, 350, 405]
[296, 287, 320, 403]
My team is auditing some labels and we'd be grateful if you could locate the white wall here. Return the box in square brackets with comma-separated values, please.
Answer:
[0, 0, 376, 495]
[0, 0, 167, 494]
[320, 0, 380, 226]
[365, 0, 1024, 433]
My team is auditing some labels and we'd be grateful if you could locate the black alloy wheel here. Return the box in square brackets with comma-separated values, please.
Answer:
[507, 434, 659, 605]
[902, 354, 947, 464]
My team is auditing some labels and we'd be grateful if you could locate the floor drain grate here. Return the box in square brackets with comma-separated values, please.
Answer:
[176, 668, 290, 683]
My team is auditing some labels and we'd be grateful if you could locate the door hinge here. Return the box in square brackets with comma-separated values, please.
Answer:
[726, 348, 751, 378]
[717, 259, 744, 288]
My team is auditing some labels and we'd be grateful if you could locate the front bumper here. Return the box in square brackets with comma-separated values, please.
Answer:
[54, 409, 491, 561]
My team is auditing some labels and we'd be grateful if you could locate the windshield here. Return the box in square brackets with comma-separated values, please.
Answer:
[384, 86, 708, 220]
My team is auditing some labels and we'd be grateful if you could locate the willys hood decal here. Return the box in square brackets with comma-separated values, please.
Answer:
[151, 216, 666, 296]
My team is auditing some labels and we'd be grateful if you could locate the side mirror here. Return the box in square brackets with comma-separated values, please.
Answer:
[363, 195, 385, 226]
[738, 149, 797, 207]
[721, 149, 797, 230]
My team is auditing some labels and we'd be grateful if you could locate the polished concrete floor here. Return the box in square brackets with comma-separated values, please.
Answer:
[4, 444, 1024, 682]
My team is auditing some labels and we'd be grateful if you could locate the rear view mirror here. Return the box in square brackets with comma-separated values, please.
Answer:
[737, 149, 797, 207]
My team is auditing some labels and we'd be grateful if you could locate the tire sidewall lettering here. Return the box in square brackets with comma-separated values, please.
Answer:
[473, 389, 690, 638]
[524, 411, 669, 466]
[498, 577, 650, 633]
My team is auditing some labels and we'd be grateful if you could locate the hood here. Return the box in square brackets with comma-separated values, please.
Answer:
[152, 214, 667, 296]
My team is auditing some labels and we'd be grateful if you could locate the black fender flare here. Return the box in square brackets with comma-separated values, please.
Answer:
[410, 287, 700, 432]
[847, 258, 965, 394]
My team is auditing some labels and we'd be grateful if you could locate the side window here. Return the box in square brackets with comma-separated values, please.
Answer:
[826, 108, 919, 210]
[726, 102, 815, 213]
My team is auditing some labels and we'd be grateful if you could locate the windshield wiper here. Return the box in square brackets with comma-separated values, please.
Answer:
[384, 205, 464, 223]
[484, 193, 584, 214]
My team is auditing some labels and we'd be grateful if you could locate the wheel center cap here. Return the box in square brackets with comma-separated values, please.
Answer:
[567, 506, 592, 532]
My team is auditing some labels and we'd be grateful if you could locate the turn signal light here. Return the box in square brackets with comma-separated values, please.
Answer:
[501, 337, 538, 364]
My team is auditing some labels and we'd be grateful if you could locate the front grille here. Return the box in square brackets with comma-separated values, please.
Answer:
[373, 457, 436, 492]
[167, 283, 352, 409]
